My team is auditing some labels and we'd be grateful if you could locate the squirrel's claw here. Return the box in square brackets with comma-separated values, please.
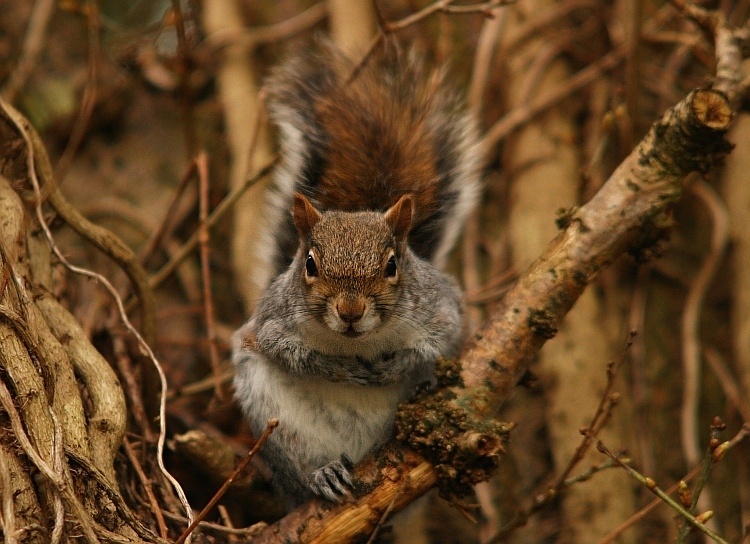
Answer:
[309, 459, 354, 503]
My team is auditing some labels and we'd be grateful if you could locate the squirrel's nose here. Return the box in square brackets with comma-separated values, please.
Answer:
[336, 299, 365, 324]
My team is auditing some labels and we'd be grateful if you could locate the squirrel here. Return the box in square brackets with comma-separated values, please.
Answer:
[232, 41, 481, 510]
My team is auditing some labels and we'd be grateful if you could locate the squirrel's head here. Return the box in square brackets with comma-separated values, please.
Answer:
[292, 192, 413, 338]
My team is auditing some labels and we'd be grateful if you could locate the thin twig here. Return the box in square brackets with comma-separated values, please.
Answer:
[480, 46, 625, 157]
[629, 267, 656, 477]
[365, 476, 410, 544]
[157, 508, 267, 538]
[166, 363, 233, 400]
[349, 0, 514, 90]
[123, 437, 168, 539]
[680, 179, 729, 514]
[488, 334, 634, 543]
[207, 2, 328, 50]
[139, 160, 198, 266]
[585, 430, 729, 544]
[704, 347, 750, 423]
[149, 158, 278, 289]
[462, 212, 484, 331]
[468, 2, 506, 117]
[112, 335, 155, 442]
[51, 0, 101, 190]
[500, 0, 597, 55]
[1, 0, 56, 102]
[551, 334, 635, 487]
[599, 463, 703, 544]
[196, 151, 226, 400]
[174, 419, 279, 544]
[386, 0, 512, 32]
[677, 418, 724, 543]
[169, 0, 197, 157]
[624, 0, 644, 136]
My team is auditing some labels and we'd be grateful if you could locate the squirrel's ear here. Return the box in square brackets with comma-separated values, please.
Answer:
[385, 194, 413, 240]
[292, 193, 322, 239]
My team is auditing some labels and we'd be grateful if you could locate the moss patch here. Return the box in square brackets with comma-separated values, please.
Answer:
[395, 358, 513, 501]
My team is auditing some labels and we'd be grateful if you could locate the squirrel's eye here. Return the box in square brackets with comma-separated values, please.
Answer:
[305, 252, 319, 277]
[384, 254, 398, 278]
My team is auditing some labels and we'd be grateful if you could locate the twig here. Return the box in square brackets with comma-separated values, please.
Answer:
[516, 14, 604, 105]
[1, 0, 56, 102]
[480, 46, 626, 156]
[584, 429, 729, 544]
[149, 158, 277, 289]
[166, 363, 233, 400]
[196, 151, 226, 400]
[624, 0, 644, 134]
[139, 160, 197, 266]
[206, 2, 327, 50]
[51, 0, 101, 190]
[680, 179, 728, 475]
[704, 347, 750, 423]
[605, 424, 748, 541]
[500, 0, 597, 55]
[552, 333, 635, 486]
[629, 267, 656, 477]
[371, 0, 389, 34]
[462, 212, 484, 331]
[174, 419, 279, 544]
[156, 508, 267, 538]
[656, 40, 694, 113]
[123, 437, 168, 540]
[112, 336, 154, 441]
[350, 0, 514, 88]
[385, 0, 513, 32]
[562, 458, 623, 486]
[488, 334, 634, 543]
[677, 418, 725, 542]
[169, 0, 197, 157]
[468, 1, 507, 117]
[599, 463, 703, 544]
[365, 476, 409, 544]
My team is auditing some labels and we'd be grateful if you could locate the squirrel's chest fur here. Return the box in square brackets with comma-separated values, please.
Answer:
[240, 354, 407, 465]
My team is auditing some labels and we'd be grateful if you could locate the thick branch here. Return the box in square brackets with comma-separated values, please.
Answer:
[459, 87, 734, 416]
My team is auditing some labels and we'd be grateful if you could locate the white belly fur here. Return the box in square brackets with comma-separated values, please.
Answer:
[245, 356, 408, 464]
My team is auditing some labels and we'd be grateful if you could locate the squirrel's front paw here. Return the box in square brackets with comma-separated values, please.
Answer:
[309, 455, 354, 503]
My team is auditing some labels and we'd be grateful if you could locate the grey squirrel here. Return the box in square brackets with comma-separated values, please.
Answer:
[232, 41, 480, 510]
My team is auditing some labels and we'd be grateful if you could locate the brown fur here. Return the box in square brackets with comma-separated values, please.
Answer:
[312, 67, 440, 221]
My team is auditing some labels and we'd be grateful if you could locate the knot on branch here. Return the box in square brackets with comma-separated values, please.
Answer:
[395, 359, 513, 500]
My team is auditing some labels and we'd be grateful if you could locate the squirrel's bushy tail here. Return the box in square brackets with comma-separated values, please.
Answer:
[257, 40, 481, 286]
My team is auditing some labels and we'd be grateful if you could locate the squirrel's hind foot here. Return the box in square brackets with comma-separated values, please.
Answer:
[309, 455, 354, 503]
